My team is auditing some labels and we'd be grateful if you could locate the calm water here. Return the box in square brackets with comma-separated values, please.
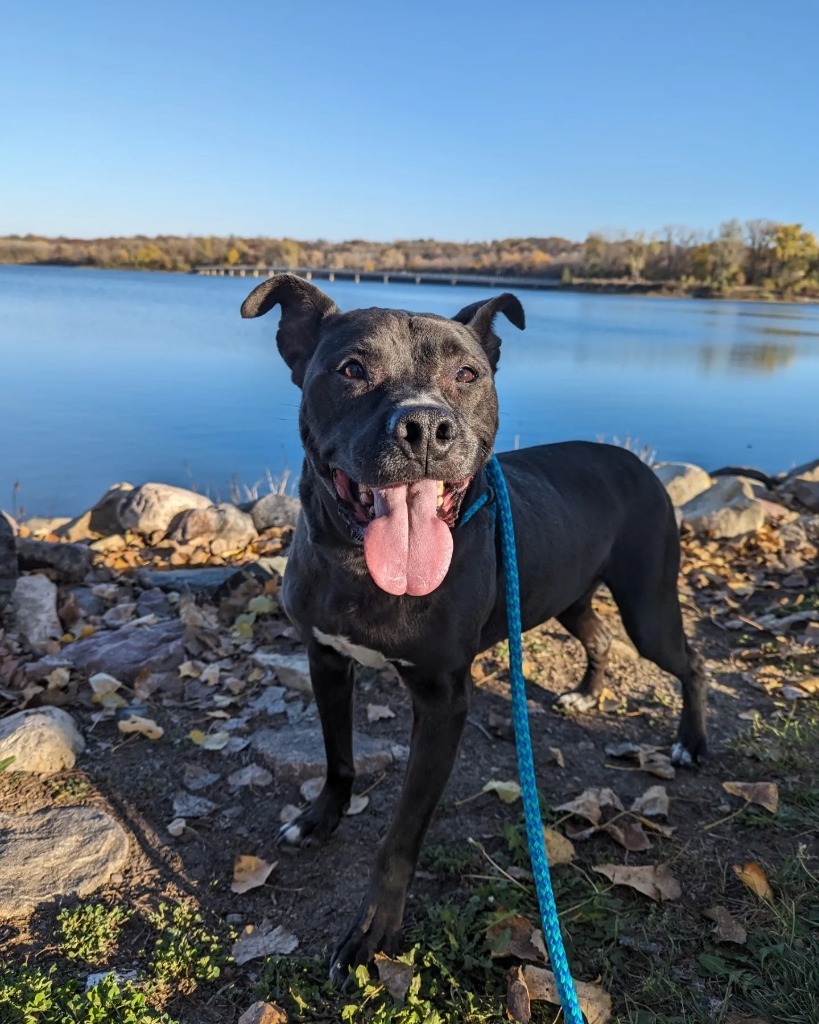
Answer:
[2, 265, 818, 518]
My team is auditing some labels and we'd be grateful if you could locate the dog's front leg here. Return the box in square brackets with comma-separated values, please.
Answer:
[279, 638, 355, 845]
[330, 666, 472, 986]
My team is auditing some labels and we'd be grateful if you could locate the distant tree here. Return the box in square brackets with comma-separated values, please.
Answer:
[711, 220, 745, 287]
[774, 223, 818, 289]
[744, 219, 777, 284]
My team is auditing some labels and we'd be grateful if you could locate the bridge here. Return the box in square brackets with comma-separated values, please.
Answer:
[193, 264, 561, 291]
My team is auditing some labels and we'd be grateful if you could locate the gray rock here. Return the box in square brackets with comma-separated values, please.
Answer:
[681, 477, 766, 538]
[12, 575, 62, 651]
[136, 588, 172, 619]
[653, 463, 712, 507]
[101, 602, 137, 627]
[783, 459, 819, 512]
[28, 620, 186, 684]
[0, 806, 129, 917]
[167, 503, 257, 554]
[172, 792, 217, 818]
[252, 651, 312, 694]
[249, 493, 302, 532]
[0, 707, 85, 775]
[17, 538, 92, 583]
[119, 483, 211, 538]
[21, 516, 71, 536]
[140, 565, 246, 594]
[56, 483, 135, 542]
[252, 724, 393, 781]
[67, 586, 106, 618]
[0, 512, 17, 612]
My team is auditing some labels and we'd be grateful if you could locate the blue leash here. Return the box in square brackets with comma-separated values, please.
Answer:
[465, 457, 584, 1024]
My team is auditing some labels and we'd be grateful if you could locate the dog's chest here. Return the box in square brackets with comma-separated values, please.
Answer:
[312, 627, 414, 669]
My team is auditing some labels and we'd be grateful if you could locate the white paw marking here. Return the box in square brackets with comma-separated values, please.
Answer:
[670, 742, 693, 766]
[555, 691, 596, 713]
[313, 627, 414, 669]
[281, 823, 303, 845]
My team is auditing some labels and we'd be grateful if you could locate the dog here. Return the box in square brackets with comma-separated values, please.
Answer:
[240, 274, 707, 985]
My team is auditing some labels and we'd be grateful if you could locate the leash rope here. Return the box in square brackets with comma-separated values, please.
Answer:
[482, 455, 585, 1024]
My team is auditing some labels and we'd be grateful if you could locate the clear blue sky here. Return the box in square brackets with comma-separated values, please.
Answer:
[2, 0, 816, 242]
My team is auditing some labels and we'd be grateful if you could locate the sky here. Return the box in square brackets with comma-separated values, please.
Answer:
[1, 0, 817, 242]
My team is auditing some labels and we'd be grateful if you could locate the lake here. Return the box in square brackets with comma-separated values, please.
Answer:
[1, 265, 818, 518]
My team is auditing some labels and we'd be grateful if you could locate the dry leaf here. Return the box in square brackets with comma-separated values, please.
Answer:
[733, 862, 774, 903]
[345, 794, 369, 816]
[548, 746, 565, 768]
[45, 667, 70, 689]
[723, 782, 779, 814]
[543, 827, 576, 865]
[172, 792, 216, 818]
[89, 672, 123, 696]
[638, 749, 676, 780]
[188, 728, 230, 750]
[232, 921, 299, 965]
[200, 664, 220, 686]
[486, 913, 547, 963]
[522, 965, 612, 1024]
[704, 905, 747, 945]
[630, 785, 670, 818]
[238, 1001, 287, 1024]
[367, 703, 395, 722]
[178, 660, 202, 678]
[300, 777, 323, 802]
[556, 787, 623, 825]
[228, 764, 273, 788]
[248, 595, 277, 615]
[506, 965, 531, 1023]
[231, 855, 277, 894]
[374, 953, 414, 1000]
[593, 863, 681, 901]
[482, 779, 521, 804]
[117, 715, 163, 740]
[603, 821, 652, 852]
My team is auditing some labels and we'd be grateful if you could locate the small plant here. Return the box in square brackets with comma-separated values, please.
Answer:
[56, 901, 133, 963]
[147, 902, 228, 995]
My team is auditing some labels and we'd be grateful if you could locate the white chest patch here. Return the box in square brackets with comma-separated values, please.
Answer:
[312, 627, 414, 669]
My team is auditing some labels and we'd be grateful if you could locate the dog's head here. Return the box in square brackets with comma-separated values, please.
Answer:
[241, 274, 524, 596]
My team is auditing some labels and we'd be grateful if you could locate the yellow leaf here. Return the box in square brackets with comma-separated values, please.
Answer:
[482, 779, 521, 804]
[188, 729, 230, 750]
[118, 715, 164, 740]
[733, 862, 774, 903]
[231, 854, 276, 894]
[543, 828, 575, 865]
[722, 782, 779, 814]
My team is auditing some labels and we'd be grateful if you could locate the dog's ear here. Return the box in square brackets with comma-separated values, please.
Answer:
[452, 293, 525, 371]
[241, 274, 339, 386]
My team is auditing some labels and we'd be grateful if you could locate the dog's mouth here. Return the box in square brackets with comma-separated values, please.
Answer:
[331, 469, 472, 597]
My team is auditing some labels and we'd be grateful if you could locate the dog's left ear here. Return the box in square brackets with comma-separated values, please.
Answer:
[241, 273, 339, 386]
[452, 293, 525, 371]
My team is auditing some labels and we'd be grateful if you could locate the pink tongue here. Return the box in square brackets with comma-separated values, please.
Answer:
[363, 480, 453, 596]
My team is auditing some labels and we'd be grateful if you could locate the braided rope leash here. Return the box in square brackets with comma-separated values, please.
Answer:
[484, 455, 585, 1024]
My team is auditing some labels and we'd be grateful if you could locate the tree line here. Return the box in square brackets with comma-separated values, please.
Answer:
[1, 220, 817, 296]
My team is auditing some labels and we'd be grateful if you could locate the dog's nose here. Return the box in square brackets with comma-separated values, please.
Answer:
[390, 405, 458, 460]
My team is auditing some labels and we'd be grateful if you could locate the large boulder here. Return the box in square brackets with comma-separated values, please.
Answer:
[0, 512, 17, 611]
[653, 463, 712, 507]
[166, 503, 257, 555]
[0, 707, 85, 775]
[249, 494, 301, 532]
[251, 724, 393, 782]
[55, 482, 134, 542]
[11, 575, 62, 651]
[119, 483, 211, 538]
[783, 459, 819, 512]
[16, 538, 91, 583]
[681, 477, 766, 538]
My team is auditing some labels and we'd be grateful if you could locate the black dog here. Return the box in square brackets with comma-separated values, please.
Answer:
[241, 275, 707, 984]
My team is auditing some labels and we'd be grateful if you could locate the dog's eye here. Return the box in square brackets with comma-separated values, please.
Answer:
[340, 360, 366, 380]
[456, 366, 478, 383]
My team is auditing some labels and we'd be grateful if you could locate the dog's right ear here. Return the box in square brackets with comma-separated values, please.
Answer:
[241, 274, 339, 387]
[452, 293, 525, 372]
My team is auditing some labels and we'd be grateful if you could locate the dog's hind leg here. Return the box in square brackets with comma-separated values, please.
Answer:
[279, 638, 355, 845]
[553, 588, 612, 713]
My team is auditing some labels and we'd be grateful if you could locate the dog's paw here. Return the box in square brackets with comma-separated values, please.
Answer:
[277, 788, 348, 847]
[670, 741, 694, 767]
[329, 898, 403, 989]
[554, 690, 597, 714]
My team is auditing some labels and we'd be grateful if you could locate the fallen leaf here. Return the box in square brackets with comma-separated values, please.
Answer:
[167, 817, 186, 837]
[603, 821, 652, 852]
[555, 787, 623, 825]
[367, 703, 395, 722]
[638, 749, 676, 780]
[630, 785, 670, 818]
[228, 764, 273, 788]
[232, 855, 277, 894]
[238, 1001, 287, 1024]
[482, 779, 521, 804]
[548, 746, 565, 768]
[45, 667, 71, 689]
[733, 862, 774, 903]
[345, 794, 369, 816]
[279, 804, 300, 824]
[200, 663, 220, 686]
[522, 965, 612, 1024]
[704, 905, 747, 945]
[723, 782, 779, 814]
[172, 792, 216, 818]
[178, 660, 202, 678]
[543, 827, 576, 865]
[300, 777, 323, 802]
[374, 952, 414, 1000]
[118, 715, 164, 740]
[506, 965, 531, 1023]
[248, 595, 278, 616]
[188, 728, 230, 750]
[231, 921, 299, 965]
[593, 863, 681, 902]
[486, 913, 547, 963]
[89, 672, 123, 695]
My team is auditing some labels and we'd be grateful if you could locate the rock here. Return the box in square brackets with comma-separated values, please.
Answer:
[252, 651, 312, 694]
[0, 806, 129, 916]
[238, 1002, 288, 1024]
[21, 516, 71, 536]
[16, 538, 92, 583]
[136, 588, 172, 619]
[101, 602, 137, 627]
[249, 494, 301, 532]
[66, 586, 106, 618]
[119, 483, 211, 538]
[56, 483, 134, 542]
[12, 575, 62, 651]
[88, 534, 127, 554]
[653, 463, 713, 507]
[252, 724, 393, 781]
[681, 477, 766, 539]
[783, 460, 819, 512]
[0, 707, 85, 775]
[140, 565, 247, 594]
[167, 503, 257, 554]
[28, 620, 186, 684]
[0, 512, 18, 611]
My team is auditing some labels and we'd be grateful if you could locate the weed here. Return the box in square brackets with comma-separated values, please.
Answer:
[56, 901, 133, 963]
[147, 902, 229, 995]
